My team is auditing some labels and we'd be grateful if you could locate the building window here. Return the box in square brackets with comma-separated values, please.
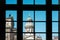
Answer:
[23, 0, 34, 5]
[23, 10, 46, 40]
[52, 0, 58, 5]
[52, 33, 58, 40]
[35, 11, 46, 21]
[23, 11, 34, 21]
[52, 11, 58, 40]
[35, 0, 46, 5]
[35, 22, 46, 32]
[23, 0, 46, 5]
[52, 11, 58, 21]
[52, 22, 58, 32]
[6, 0, 17, 4]
[5, 10, 17, 40]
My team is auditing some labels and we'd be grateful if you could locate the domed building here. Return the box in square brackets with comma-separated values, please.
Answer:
[23, 16, 42, 40]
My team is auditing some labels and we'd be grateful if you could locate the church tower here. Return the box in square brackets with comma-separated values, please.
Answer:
[6, 14, 14, 40]
[25, 16, 34, 32]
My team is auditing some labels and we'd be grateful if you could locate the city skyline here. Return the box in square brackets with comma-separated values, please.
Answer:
[6, 10, 58, 40]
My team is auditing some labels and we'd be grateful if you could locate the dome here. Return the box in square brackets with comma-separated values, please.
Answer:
[25, 22, 34, 28]
[27, 16, 32, 21]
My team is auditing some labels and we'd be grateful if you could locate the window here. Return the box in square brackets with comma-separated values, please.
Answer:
[5, 10, 17, 40]
[23, 10, 46, 40]
[52, 0, 58, 5]
[23, 11, 34, 21]
[52, 11, 59, 40]
[23, 0, 46, 5]
[52, 11, 58, 21]
[35, 11, 46, 21]
[52, 33, 58, 40]
[35, 0, 46, 5]
[35, 22, 46, 32]
[23, 0, 34, 4]
[6, 0, 17, 4]
[52, 22, 58, 32]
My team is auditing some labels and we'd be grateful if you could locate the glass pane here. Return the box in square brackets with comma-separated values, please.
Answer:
[52, 0, 58, 4]
[5, 33, 17, 40]
[23, 22, 34, 32]
[35, 33, 46, 40]
[6, 22, 17, 32]
[23, 11, 34, 21]
[52, 33, 58, 40]
[52, 11, 58, 21]
[35, 11, 46, 21]
[35, 22, 46, 32]
[52, 22, 58, 32]
[6, 10, 17, 21]
[23, 33, 34, 40]
[35, 0, 46, 5]
[23, 0, 34, 4]
[6, 0, 17, 4]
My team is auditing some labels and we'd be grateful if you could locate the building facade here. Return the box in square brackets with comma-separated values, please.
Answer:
[6, 14, 17, 40]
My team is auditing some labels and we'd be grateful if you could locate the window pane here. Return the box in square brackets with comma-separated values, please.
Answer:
[23, 33, 34, 40]
[35, 33, 46, 40]
[35, 11, 46, 21]
[35, 22, 46, 32]
[52, 22, 58, 32]
[6, 0, 17, 4]
[52, 0, 58, 4]
[23, 22, 34, 32]
[5, 33, 17, 40]
[6, 22, 17, 32]
[23, 0, 34, 4]
[52, 33, 58, 40]
[52, 11, 58, 21]
[6, 10, 17, 21]
[35, 0, 46, 5]
[23, 11, 34, 21]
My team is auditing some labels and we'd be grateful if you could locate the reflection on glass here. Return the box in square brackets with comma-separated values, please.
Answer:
[6, 10, 17, 21]
[6, 33, 17, 40]
[52, 33, 58, 40]
[52, 22, 58, 32]
[35, 0, 46, 5]
[23, 0, 34, 4]
[6, 0, 17, 4]
[23, 11, 34, 21]
[52, 0, 58, 4]
[23, 33, 34, 40]
[35, 22, 46, 32]
[35, 11, 46, 21]
[52, 11, 58, 21]
[35, 33, 46, 40]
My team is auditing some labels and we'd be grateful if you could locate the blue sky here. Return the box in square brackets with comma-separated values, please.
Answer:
[23, 0, 46, 4]
[52, 11, 58, 32]
[6, 0, 17, 4]
[52, 0, 58, 4]
[6, 0, 58, 4]
[35, 11, 46, 21]
[52, 11, 58, 21]
[6, 10, 17, 28]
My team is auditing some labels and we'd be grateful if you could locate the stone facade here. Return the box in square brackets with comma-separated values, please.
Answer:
[6, 14, 17, 40]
